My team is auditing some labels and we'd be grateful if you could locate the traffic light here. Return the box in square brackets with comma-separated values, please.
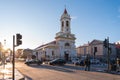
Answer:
[16, 34, 22, 46]
[103, 39, 108, 48]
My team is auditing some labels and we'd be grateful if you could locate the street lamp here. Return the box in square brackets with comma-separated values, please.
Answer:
[2, 46, 8, 69]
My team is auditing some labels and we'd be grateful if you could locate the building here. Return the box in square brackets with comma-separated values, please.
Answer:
[21, 48, 33, 59]
[16, 49, 23, 58]
[76, 39, 116, 61]
[33, 9, 77, 61]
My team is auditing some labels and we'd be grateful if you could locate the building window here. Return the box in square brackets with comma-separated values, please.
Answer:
[65, 43, 70, 46]
[44, 51, 46, 56]
[52, 51, 54, 56]
[66, 21, 69, 27]
[62, 21, 64, 27]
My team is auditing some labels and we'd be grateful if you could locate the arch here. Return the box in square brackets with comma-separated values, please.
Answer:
[62, 21, 64, 27]
[52, 51, 54, 56]
[65, 43, 70, 46]
[66, 21, 69, 27]
[64, 51, 69, 61]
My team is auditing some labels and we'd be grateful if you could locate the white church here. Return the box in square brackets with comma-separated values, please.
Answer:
[33, 9, 77, 61]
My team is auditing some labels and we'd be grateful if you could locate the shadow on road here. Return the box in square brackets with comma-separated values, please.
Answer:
[28, 64, 75, 73]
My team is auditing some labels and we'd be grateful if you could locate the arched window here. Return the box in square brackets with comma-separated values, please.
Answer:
[45, 51, 46, 56]
[62, 21, 64, 27]
[61, 21, 64, 31]
[66, 21, 69, 27]
[65, 43, 70, 46]
[52, 51, 54, 56]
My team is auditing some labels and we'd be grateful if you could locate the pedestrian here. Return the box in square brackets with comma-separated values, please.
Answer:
[84, 57, 91, 71]
[116, 58, 120, 72]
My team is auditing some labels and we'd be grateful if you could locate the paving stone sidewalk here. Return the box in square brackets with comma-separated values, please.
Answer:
[0, 63, 24, 80]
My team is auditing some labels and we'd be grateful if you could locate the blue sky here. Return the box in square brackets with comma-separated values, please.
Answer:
[0, 0, 120, 49]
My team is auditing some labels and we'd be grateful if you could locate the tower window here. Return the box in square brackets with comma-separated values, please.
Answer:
[66, 21, 69, 27]
[52, 51, 54, 56]
[62, 21, 64, 27]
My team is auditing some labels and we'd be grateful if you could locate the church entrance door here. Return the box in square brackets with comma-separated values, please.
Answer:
[64, 51, 69, 61]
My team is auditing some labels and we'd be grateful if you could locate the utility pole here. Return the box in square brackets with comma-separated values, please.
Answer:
[103, 37, 111, 72]
[107, 37, 110, 72]
[12, 35, 15, 80]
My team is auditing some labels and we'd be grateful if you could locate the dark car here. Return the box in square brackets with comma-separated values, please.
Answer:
[25, 59, 42, 65]
[49, 58, 66, 65]
[75, 60, 85, 66]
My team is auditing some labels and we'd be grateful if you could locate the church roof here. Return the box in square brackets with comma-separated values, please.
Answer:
[89, 39, 103, 45]
[34, 40, 56, 50]
[64, 8, 68, 14]
[61, 8, 70, 19]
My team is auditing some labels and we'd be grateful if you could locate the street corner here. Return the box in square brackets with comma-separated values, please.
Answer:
[15, 69, 25, 80]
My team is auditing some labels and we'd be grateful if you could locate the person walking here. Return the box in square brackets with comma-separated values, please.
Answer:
[84, 57, 91, 71]
[116, 58, 120, 72]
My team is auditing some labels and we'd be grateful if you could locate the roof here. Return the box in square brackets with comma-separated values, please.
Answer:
[89, 39, 103, 45]
[34, 40, 56, 50]
[64, 8, 68, 14]
[61, 8, 70, 19]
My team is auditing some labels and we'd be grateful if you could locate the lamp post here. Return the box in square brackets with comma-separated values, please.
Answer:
[3, 39, 6, 69]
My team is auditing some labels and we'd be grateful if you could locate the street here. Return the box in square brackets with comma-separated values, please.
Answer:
[15, 61, 120, 80]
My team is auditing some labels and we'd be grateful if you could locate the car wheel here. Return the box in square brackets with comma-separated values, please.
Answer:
[27, 63, 29, 65]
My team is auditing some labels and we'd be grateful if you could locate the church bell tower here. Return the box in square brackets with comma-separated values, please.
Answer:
[60, 8, 71, 33]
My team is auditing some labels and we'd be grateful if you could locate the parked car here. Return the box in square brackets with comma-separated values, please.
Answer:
[71, 58, 80, 64]
[6, 57, 10, 62]
[74, 59, 85, 66]
[90, 59, 100, 64]
[48, 58, 66, 65]
[25, 59, 42, 65]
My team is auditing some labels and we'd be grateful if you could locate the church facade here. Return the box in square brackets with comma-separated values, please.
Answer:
[33, 9, 76, 61]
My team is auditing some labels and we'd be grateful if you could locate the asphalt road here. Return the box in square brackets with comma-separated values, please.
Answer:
[15, 61, 120, 80]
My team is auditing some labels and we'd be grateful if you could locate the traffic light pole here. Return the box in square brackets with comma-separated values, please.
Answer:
[12, 33, 22, 80]
[107, 37, 110, 72]
[12, 35, 15, 80]
[104, 37, 111, 72]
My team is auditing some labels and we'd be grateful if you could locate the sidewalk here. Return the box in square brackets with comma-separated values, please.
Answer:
[0, 63, 24, 80]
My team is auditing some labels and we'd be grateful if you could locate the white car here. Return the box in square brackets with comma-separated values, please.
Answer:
[71, 58, 80, 64]
[90, 59, 100, 64]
